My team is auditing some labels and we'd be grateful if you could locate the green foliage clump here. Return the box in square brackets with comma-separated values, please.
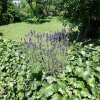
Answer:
[0, 38, 100, 99]
[57, 0, 100, 40]
[0, 0, 28, 25]
[20, 0, 36, 18]
[0, 39, 27, 99]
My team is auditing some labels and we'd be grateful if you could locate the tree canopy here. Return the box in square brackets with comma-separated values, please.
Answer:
[57, 0, 100, 40]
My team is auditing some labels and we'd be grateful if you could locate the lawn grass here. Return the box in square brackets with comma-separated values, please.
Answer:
[0, 17, 71, 41]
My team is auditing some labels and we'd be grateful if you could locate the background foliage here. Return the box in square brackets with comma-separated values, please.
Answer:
[56, 0, 100, 40]
[0, 0, 30, 25]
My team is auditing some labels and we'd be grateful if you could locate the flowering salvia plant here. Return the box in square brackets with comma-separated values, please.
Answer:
[21, 28, 71, 75]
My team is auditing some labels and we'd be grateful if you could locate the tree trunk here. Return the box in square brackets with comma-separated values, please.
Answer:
[77, 20, 90, 42]
[83, 20, 90, 40]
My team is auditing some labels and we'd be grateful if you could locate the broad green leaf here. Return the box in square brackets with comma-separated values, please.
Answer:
[66, 65, 72, 72]
[44, 84, 59, 97]
[82, 70, 90, 79]
[92, 56, 99, 62]
[87, 76, 95, 88]
[73, 90, 81, 98]
[81, 88, 90, 97]
[46, 76, 56, 84]
[51, 93, 62, 100]
[80, 50, 86, 57]
[18, 92, 24, 100]
[95, 67, 100, 72]
[75, 66, 84, 76]
[73, 81, 84, 89]
[77, 57, 83, 66]
[69, 56, 75, 60]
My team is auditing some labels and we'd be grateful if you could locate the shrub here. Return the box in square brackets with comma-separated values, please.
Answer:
[13, 5, 27, 22]
[0, 12, 14, 25]
[22, 29, 70, 75]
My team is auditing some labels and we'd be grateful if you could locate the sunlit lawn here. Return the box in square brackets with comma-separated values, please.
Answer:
[0, 17, 72, 41]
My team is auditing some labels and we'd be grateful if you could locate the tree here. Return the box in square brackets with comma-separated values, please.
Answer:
[0, 0, 27, 25]
[0, 0, 13, 25]
[25, 0, 35, 15]
[25, 0, 54, 18]
[57, 0, 100, 41]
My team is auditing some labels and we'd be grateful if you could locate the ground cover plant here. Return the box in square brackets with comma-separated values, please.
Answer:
[0, 29, 100, 99]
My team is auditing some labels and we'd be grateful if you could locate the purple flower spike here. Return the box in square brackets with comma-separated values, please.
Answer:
[54, 33, 59, 39]
[60, 47, 65, 54]
[49, 35, 53, 41]
[42, 33, 45, 37]
[39, 43, 42, 49]
[59, 34, 62, 41]
[37, 35, 39, 39]
[50, 40, 53, 45]
[36, 35, 40, 43]
[54, 43, 56, 48]
[46, 33, 48, 38]
[64, 39, 69, 46]
[52, 34, 54, 39]
[32, 42, 36, 47]
[48, 34, 51, 41]
[40, 34, 42, 40]
[46, 37, 48, 42]
[46, 34, 49, 42]
[30, 30, 34, 36]
[24, 38, 27, 43]
[29, 38, 32, 44]
[49, 34, 51, 38]
[27, 44, 30, 48]
[62, 28, 67, 33]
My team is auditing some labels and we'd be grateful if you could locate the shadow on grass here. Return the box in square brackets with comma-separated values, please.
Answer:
[39, 19, 51, 24]
[24, 18, 51, 24]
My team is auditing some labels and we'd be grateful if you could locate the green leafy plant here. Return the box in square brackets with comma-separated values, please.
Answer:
[26, 42, 100, 100]
[0, 36, 100, 99]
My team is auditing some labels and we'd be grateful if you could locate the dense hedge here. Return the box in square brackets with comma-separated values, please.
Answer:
[0, 38, 100, 99]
